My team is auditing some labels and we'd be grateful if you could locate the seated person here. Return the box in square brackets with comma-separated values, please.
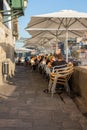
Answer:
[25, 56, 29, 66]
[52, 52, 68, 91]
[51, 53, 67, 68]
[47, 56, 55, 68]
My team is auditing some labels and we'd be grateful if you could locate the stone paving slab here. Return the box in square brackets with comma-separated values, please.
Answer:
[0, 66, 87, 130]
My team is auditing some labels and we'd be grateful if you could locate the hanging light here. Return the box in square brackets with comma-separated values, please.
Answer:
[24, 0, 28, 8]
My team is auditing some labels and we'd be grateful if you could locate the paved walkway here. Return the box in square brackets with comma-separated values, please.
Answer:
[0, 66, 87, 130]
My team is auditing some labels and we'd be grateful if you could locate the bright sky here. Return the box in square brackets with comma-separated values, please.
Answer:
[16, 0, 87, 48]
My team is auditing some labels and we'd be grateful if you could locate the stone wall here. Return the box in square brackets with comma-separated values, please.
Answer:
[0, 47, 6, 83]
[71, 66, 87, 100]
[0, 19, 15, 83]
[71, 66, 87, 113]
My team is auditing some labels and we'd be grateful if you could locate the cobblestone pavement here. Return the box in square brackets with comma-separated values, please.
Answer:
[0, 66, 87, 130]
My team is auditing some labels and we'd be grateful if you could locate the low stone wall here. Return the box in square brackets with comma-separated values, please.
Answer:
[71, 66, 87, 100]
[71, 66, 87, 114]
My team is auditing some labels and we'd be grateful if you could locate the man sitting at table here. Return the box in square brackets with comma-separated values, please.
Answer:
[51, 53, 67, 68]
[48, 49, 67, 69]
[44, 49, 67, 93]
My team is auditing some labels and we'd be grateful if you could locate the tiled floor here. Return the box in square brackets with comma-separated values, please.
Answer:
[0, 65, 87, 130]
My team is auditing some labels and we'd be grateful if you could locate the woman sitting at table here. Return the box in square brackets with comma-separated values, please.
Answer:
[47, 55, 56, 68]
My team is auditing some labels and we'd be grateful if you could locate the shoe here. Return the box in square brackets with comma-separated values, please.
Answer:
[43, 89, 49, 93]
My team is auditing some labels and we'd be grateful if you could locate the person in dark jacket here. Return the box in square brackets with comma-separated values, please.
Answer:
[51, 53, 67, 67]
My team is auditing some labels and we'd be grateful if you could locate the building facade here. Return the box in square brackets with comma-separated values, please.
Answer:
[0, 0, 27, 83]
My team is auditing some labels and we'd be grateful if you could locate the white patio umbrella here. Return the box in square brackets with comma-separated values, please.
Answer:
[24, 30, 58, 49]
[24, 35, 53, 48]
[24, 36, 55, 54]
[15, 47, 32, 53]
[26, 10, 87, 30]
[27, 29, 84, 43]
[26, 29, 85, 57]
[26, 10, 87, 61]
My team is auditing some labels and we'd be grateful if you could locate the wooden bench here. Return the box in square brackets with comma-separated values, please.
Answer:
[48, 63, 74, 97]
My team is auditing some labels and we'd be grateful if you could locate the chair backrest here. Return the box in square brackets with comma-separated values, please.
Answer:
[51, 64, 67, 73]
[50, 63, 74, 85]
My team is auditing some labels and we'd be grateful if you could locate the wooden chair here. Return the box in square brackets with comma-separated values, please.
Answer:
[48, 63, 74, 97]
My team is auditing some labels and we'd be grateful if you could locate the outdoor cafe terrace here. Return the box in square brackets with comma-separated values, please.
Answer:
[0, 63, 87, 129]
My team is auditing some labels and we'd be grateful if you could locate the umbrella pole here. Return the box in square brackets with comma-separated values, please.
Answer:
[65, 29, 68, 62]
[56, 41, 58, 53]
[56, 31, 58, 53]
[49, 41, 53, 54]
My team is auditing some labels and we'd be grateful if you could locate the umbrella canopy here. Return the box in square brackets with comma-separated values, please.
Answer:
[26, 10, 87, 61]
[26, 10, 87, 31]
[24, 30, 56, 47]
[24, 35, 52, 47]
[27, 29, 84, 41]
[15, 47, 32, 53]
[24, 36, 54, 52]
[25, 29, 85, 55]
